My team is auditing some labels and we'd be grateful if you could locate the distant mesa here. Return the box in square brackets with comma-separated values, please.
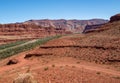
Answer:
[110, 14, 120, 22]
[24, 19, 108, 33]
[83, 13, 120, 33]
[0, 19, 108, 40]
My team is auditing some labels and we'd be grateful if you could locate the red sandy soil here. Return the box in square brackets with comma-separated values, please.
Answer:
[0, 20, 120, 83]
[0, 53, 120, 83]
[0, 33, 120, 83]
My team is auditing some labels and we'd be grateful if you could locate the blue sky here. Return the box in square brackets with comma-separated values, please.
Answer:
[0, 0, 119, 23]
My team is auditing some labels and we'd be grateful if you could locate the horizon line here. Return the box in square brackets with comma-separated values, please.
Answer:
[0, 18, 109, 24]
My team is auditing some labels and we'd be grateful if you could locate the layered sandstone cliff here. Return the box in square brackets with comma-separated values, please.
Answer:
[24, 19, 108, 33]
[0, 23, 66, 37]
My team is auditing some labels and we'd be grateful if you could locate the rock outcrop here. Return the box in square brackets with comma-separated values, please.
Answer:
[0, 19, 108, 44]
[0, 23, 66, 37]
[0, 19, 108, 38]
[83, 13, 120, 33]
[110, 14, 120, 22]
[24, 19, 108, 33]
[0, 23, 67, 44]
[83, 24, 104, 33]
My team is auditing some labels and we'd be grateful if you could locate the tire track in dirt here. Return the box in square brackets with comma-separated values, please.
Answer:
[0, 39, 37, 52]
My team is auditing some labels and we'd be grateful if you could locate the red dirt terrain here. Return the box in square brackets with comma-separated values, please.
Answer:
[0, 19, 107, 45]
[0, 14, 120, 83]
[0, 23, 66, 45]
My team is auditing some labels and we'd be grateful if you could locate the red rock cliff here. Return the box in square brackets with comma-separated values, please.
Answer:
[0, 23, 66, 38]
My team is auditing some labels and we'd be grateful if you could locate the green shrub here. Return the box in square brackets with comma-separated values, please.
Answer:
[13, 73, 37, 83]
[96, 72, 101, 75]
[0, 35, 62, 60]
[0, 40, 28, 50]
[44, 67, 49, 71]
[52, 64, 55, 67]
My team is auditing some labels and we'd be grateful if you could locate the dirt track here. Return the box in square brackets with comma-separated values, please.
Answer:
[0, 39, 37, 52]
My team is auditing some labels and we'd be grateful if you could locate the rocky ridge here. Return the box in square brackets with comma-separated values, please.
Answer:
[24, 19, 108, 33]
[110, 14, 120, 22]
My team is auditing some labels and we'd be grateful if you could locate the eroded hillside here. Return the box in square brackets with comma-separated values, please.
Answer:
[0, 14, 119, 83]
[0, 23, 66, 45]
